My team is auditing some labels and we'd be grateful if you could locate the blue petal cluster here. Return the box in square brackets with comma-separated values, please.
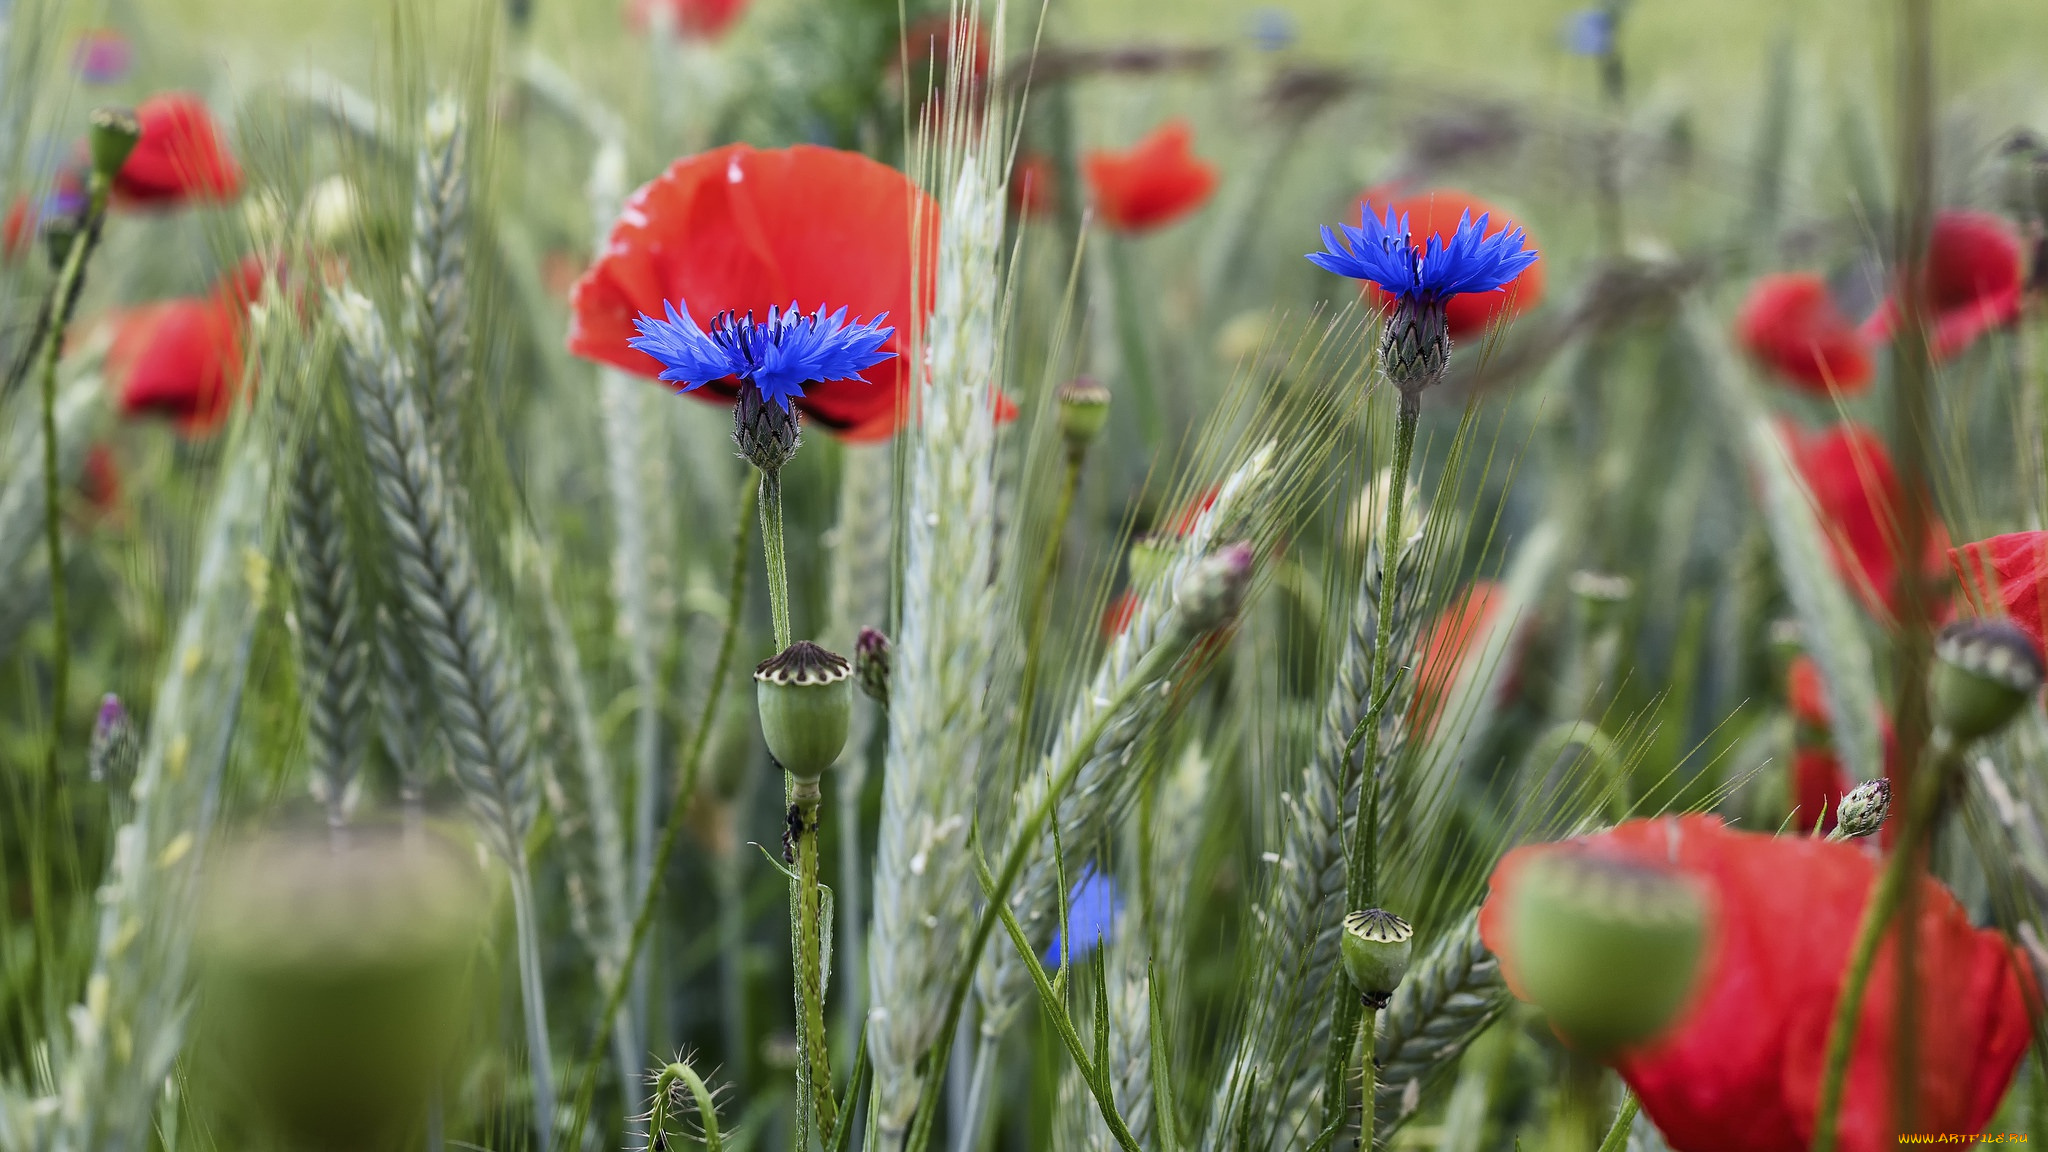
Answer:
[1306, 206, 1540, 304]
[627, 300, 896, 411]
[1043, 868, 1122, 966]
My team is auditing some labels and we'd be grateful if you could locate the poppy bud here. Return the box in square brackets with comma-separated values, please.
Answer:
[734, 381, 802, 473]
[1931, 619, 2044, 740]
[1340, 908, 1413, 1008]
[855, 626, 891, 708]
[41, 209, 80, 271]
[1057, 377, 1111, 455]
[1175, 541, 1254, 634]
[1380, 295, 1452, 403]
[1128, 534, 1173, 590]
[87, 106, 140, 185]
[1998, 131, 2048, 226]
[1833, 778, 1891, 840]
[1506, 849, 1709, 1055]
[755, 642, 853, 783]
[195, 827, 484, 1150]
[1568, 569, 1633, 628]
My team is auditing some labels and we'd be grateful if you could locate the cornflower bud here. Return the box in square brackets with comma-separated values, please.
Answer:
[1340, 908, 1414, 1008]
[1056, 377, 1110, 456]
[734, 381, 802, 474]
[755, 642, 853, 783]
[854, 626, 891, 708]
[1831, 778, 1891, 841]
[87, 106, 140, 185]
[1174, 541, 1254, 634]
[1931, 619, 2044, 741]
[1506, 849, 1708, 1054]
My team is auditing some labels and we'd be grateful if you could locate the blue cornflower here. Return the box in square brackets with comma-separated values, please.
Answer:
[1563, 9, 1615, 57]
[1306, 206, 1539, 306]
[627, 299, 896, 412]
[1043, 867, 1122, 967]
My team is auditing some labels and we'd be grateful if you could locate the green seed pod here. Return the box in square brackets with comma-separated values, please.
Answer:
[1340, 908, 1414, 1008]
[87, 106, 141, 184]
[195, 827, 484, 1151]
[755, 641, 853, 782]
[1057, 377, 1111, 455]
[1506, 850, 1708, 1055]
[1834, 778, 1891, 840]
[1931, 619, 2044, 741]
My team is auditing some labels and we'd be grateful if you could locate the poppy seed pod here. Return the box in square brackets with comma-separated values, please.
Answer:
[755, 641, 853, 782]
[87, 106, 140, 184]
[1505, 849, 1708, 1055]
[1340, 908, 1414, 1008]
[854, 626, 891, 708]
[1833, 778, 1892, 840]
[1175, 541, 1255, 634]
[1057, 377, 1111, 454]
[194, 828, 484, 1151]
[1931, 619, 2044, 740]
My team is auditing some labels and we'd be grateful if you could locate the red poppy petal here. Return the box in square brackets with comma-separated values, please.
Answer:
[1083, 120, 1218, 233]
[1356, 189, 1545, 340]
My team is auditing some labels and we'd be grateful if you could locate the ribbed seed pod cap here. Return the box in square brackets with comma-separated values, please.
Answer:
[88, 106, 140, 182]
[1932, 619, 2044, 740]
[1506, 849, 1709, 1055]
[1834, 778, 1891, 840]
[1057, 377, 1111, 452]
[195, 827, 484, 1150]
[755, 641, 853, 781]
[1340, 908, 1414, 1008]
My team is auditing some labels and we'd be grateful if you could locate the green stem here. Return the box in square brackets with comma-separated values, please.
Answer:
[1359, 1006, 1379, 1151]
[793, 784, 838, 1148]
[1104, 236, 1160, 446]
[509, 858, 559, 1134]
[1595, 1090, 1640, 1152]
[1318, 394, 1419, 1137]
[558, 482, 755, 1152]
[650, 1058, 724, 1152]
[759, 468, 792, 651]
[1808, 732, 1959, 1152]
[37, 178, 112, 792]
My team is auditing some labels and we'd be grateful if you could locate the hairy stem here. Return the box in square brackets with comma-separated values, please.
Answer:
[651, 1058, 725, 1152]
[795, 785, 838, 1146]
[760, 468, 792, 650]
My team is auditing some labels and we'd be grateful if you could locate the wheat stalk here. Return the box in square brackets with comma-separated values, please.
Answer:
[1368, 909, 1508, 1144]
[287, 411, 369, 827]
[867, 57, 1009, 1137]
[329, 285, 555, 1129]
[408, 95, 471, 447]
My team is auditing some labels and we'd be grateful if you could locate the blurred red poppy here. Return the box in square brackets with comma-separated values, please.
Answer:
[1355, 189, 1546, 340]
[1790, 747, 1848, 835]
[1738, 273, 1873, 395]
[1010, 152, 1059, 221]
[3, 196, 33, 261]
[1479, 816, 2031, 1152]
[1782, 421, 1948, 620]
[1083, 121, 1217, 234]
[1787, 655, 1830, 731]
[114, 93, 242, 207]
[78, 444, 120, 513]
[1863, 211, 2023, 360]
[624, 0, 749, 38]
[110, 259, 268, 435]
[1950, 530, 2048, 660]
[1409, 581, 1503, 735]
[568, 144, 939, 440]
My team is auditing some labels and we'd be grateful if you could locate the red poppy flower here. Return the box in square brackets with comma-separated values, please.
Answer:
[1738, 273, 1874, 395]
[624, 0, 749, 38]
[1480, 816, 2031, 1152]
[1409, 581, 1503, 735]
[1083, 121, 1218, 234]
[1010, 152, 1059, 221]
[1355, 189, 1546, 340]
[110, 299, 243, 433]
[114, 94, 242, 207]
[1782, 421, 1948, 619]
[78, 444, 120, 513]
[1950, 531, 2048, 660]
[568, 145, 939, 441]
[1863, 211, 2023, 360]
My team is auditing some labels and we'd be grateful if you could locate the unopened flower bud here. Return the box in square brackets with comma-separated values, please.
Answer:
[196, 827, 484, 1149]
[754, 642, 853, 782]
[1931, 619, 2044, 740]
[855, 626, 891, 708]
[41, 208, 80, 271]
[1174, 541, 1254, 633]
[1381, 295, 1452, 404]
[734, 381, 802, 473]
[1832, 778, 1891, 840]
[1340, 908, 1413, 1008]
[1507, 849, 1708, 1054]
[87, 106, 140, 184]
[1057, 377, 1110, 455]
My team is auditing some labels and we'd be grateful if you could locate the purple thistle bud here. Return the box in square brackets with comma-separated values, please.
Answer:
[1175, 541, 1255, 634]
[72, 30, 133, 86]
[89, 693, 139, 789]
[854, 626, 891, 708]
